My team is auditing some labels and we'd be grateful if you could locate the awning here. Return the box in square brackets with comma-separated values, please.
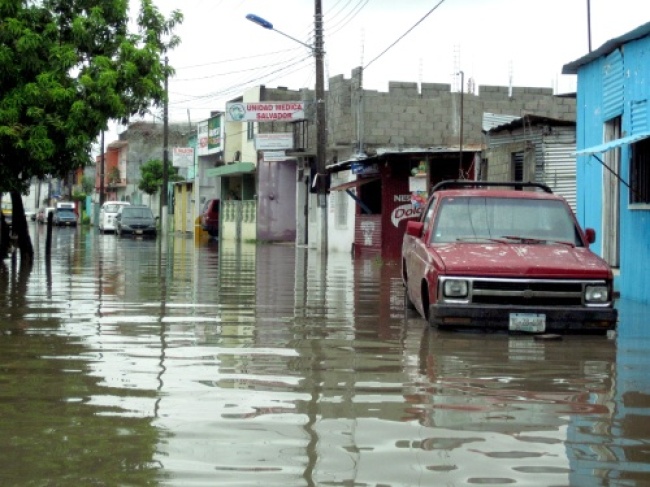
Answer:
[329, 176, 380, 192]
[205, 162, 255, 178]
[326, 154, 375, 173]
[575, 131, 650, 156]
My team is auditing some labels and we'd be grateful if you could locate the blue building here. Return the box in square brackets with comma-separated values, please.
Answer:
[563, 22, 650, 303]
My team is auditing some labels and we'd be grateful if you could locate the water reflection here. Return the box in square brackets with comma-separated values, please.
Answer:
[0, 224, 650, 485]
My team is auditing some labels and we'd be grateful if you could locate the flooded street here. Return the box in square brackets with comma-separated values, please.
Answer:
[1, 223, 650, 486]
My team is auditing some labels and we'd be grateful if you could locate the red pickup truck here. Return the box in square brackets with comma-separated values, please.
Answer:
[401, 181, 618, 334]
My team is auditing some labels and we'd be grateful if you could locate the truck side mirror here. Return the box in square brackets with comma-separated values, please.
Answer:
[406, 221, 424, 238]
[585, 228, 596, 244]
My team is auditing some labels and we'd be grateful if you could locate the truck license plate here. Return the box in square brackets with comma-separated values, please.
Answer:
[509, 313, 546, 333]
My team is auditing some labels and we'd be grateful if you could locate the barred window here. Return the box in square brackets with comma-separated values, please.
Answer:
[631, 137, 650, 204]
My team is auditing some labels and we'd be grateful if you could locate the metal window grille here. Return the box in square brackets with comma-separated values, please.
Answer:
[631, 137, 650, 203]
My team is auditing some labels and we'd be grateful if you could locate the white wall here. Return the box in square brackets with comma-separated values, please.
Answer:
[327, 170, 356, 254]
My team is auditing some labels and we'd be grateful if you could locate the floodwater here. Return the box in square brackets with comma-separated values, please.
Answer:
[1, 223, 650, 487]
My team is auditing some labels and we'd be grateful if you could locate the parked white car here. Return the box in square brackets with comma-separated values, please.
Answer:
[99, 201, 130, 233]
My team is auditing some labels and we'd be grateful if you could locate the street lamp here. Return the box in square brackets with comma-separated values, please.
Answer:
[245, 14, 313, 51]
[246, 6, 328, 253]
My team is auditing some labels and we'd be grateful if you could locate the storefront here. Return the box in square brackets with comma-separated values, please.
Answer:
[328, 148, 479, 260]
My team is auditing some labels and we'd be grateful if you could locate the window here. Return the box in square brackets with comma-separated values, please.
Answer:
[421, 196, 437, 232]
[631, 136, 650, 203]
[247, 122, 255, 141]
[511, 151, 524, 182]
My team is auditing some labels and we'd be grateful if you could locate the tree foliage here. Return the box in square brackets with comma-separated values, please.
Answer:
[138, 159, 181, 196]
[0, 0, 183, 195]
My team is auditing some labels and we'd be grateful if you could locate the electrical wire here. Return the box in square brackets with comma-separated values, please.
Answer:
[364, 0, 447, 71]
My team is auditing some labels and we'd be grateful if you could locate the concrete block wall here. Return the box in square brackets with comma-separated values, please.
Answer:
[326, 69, 576, 153]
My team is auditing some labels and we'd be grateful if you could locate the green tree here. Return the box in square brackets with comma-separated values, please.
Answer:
[81, 175, 94, 195]
[138, 159, 181, 196]
[0, 0, 182, 261]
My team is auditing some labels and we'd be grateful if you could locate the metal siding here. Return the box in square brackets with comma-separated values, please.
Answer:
[602, 49, 624, 120]
[575, 62, 606, 248]
[354, 215, 382, 257]
[631, 99, 648, 134]
[487, 126, 577, 210]
[542, 143, 577, 211]
[482, 113, 521, 132]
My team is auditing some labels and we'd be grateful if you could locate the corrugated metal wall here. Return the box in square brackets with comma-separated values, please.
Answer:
[487, 126, 577, 210]
[354, 215, 382, 257]
[631, 99, 649, 135]
[602, 49, 624, 121]
[540, 128, 577, 211]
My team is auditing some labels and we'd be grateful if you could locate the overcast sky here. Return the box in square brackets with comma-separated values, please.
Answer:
[117, 0, 650, 135]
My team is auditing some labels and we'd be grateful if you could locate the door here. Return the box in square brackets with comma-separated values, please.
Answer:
[602, 117, 620, 267]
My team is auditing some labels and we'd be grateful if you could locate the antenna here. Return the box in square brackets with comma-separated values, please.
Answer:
[508, 60, 513, 98]
[360, 28, 365, 66]
[452, 44, 461, 92]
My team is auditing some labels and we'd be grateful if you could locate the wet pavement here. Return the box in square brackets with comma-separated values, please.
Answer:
[1, 222, 650, 486]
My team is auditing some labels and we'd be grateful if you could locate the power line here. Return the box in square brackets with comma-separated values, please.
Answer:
[364, 0, 447, 71]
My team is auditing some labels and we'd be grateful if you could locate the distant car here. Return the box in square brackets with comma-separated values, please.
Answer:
[401, 180, 618, 335]
[53, 208, 77, 226]
[115, 205, 157, 238]
[200, 199, 220, 237]
[99, 201, 130, 234]
[25, 210, 36, 221]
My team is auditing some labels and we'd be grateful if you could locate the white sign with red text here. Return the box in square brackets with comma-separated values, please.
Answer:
[391, 194, 423, 227]
[173, 147, 194, 168]
[226, 102, 305, 122]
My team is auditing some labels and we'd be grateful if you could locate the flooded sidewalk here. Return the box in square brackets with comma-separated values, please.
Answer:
[0, 225, 650, 486]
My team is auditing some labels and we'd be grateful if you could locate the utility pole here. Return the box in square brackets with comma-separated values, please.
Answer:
[246, 6, 327, 252]
[457, 70, 464, 178]
[161, 56, 169, 233]
[314, 0, 328, 253]
[100, 130, 105, 206]
[586, 0, 592, 52]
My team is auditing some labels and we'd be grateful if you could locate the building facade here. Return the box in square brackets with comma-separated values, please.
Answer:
[484, 115, 577, 210]
[325, 68, 577, 259]
[97, 121, 190, 221]
[563, 21, 650, 303]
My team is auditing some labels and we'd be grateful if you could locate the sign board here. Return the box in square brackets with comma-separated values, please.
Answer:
[197, 120, 209, 156]
[207, 115, 222, 154]
[351, 162, 380, 176]
[255, 133, 293, 150]
[262, 151, 294, 162]
[225, 101, 305, 122]
[409, 176, 427, 192]
[173, 147, 194, 168]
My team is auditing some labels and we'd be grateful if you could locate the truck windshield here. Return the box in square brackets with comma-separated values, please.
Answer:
[431, 197, 582, 246]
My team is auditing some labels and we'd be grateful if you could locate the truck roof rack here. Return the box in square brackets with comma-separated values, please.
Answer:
[430, 180, 553, 194]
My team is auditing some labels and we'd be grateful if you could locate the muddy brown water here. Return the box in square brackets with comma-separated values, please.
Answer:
[0, 223, 649, 486]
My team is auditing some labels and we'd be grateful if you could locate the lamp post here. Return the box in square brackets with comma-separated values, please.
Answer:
[456, 70, 464, 178]
[246, 4, 328, 253]
[161, 56, 169, 233]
